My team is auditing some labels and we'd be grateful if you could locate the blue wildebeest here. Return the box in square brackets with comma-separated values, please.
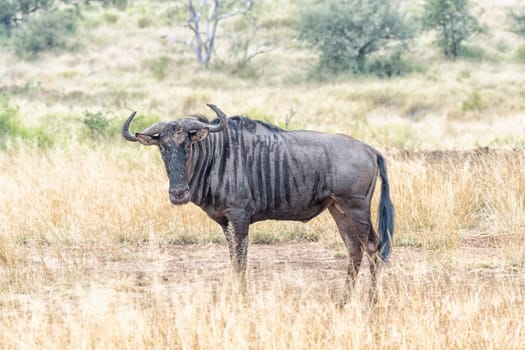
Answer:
[122, 104, 394, 300]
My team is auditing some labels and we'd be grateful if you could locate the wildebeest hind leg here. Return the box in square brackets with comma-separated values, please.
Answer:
[329, 200, 380, 304]
[328, 205, 364, 305]
[346, 205, 380, 304]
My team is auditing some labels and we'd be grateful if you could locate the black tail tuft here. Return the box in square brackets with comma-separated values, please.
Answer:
[377, 154, 395, 262]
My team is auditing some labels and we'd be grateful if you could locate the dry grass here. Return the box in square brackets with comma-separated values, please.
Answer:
[1, 146, 524, 349]
[0, 242, 523, 349]
[3, 146, 522, 248]
[1, 273, 523, 349]
[1, 0, 525, 348]
[391, 150, 525, 248]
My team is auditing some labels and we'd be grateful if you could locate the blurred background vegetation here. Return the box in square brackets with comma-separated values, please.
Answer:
[1, 0, 525, 150]
[0, 5, 524, 348]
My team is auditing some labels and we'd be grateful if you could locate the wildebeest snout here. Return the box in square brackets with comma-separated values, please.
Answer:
[169, 186, 191, 204]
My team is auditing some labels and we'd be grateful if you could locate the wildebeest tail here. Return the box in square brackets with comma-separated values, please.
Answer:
[377, 153, 395, 262]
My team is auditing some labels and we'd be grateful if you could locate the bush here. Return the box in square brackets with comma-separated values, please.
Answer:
[101, 11, 119, 24]
[0, 95, 53, 147]
[83, 0, 127, 10]
[461, 86, 486, 113]
[83, 111, 161, 142]
[0, 95, 23, 141]
[83, 111, 112, 140]
[12, 8, 79, 58]
[0, 0, 54, 36]
[422, 0, 484, 59]
[508, 5, 525, 35]
[104, 0, 127, 10]
[297, 0, 411, 74]
[364, 51, 422, 77]
[137, 16, 153, 29]
[251, 231, 280, 244]
[457, 45, 488, 60]
[0, 1, 17, 35]
[147, 56, 172, 80]
[514, 44, 525, 62]
[284, 229, 320, 242]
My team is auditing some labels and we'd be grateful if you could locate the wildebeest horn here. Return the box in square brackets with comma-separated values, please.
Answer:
[122, 111, 169, 142]
[122, 111, 139, 142]
[142, 122, 170, 135]
[123, 105, 227, 142]
[206, 104, 228, 133]
[178, 104, 228, 132]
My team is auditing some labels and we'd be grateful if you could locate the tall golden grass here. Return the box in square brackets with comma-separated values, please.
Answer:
[1, 145, 523, 348]
[0, 269, 523, 349]
[1, 0, 525, 347]
[2, 147, 523, 245]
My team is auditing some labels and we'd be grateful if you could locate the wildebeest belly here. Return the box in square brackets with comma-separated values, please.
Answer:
[250, 197, 331, 223]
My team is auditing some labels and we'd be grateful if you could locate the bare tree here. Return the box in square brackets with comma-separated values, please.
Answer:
[171, 0, 255, 68]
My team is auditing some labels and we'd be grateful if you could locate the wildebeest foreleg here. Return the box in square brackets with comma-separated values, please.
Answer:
[224, 209, 250, 289]
[221, 224, 235, 267]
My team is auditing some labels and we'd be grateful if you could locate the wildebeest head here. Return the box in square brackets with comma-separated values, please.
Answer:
[122, 104, 228, 205]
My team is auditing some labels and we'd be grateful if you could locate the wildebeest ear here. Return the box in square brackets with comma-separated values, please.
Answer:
[135, 133, 159, 146]
[190, 128, 209, 143]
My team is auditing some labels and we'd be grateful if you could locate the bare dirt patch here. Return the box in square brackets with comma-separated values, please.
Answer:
[99, 242, 349, 296]
[31, 240, 524, 298]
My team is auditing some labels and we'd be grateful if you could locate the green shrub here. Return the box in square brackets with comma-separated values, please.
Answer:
[456, 68, 472, 81]
[514, 44, 525, 62]
[284, 229, 320, 242]
[461, 87, 486, 112]
[0, 0, 54, 36]
[85, 111, 161, 142]
[508, 5, 525, 35]
[83, 111, 111, 140]
[0, 95, 23, 141]
[0, 95, 53, 147]
[137, 16, 153, 29]
[83, 0, 127, 10]
[13, 9, 79, 58]
[101, 11, 119, 24]
[457, 44, 495, 61]
[297, 0, 411, 74]
[364, 51, 422, 77]
[422, 0, 484, 59]
[25, 126, 54, 148]
[147, 56, 171, 80]
[0, 1, 17, 35]
[251, 231, 280, 244]
[166, 233, 200, 245]
[104, 0, 127, 10]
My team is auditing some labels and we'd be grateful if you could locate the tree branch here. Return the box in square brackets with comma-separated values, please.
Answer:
[216, 0, 254, 20]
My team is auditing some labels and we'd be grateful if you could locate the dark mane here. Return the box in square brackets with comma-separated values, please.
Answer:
[186, 114, 284, 132]
[229, 115, 284, 132]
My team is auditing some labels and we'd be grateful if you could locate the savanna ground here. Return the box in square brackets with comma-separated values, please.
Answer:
[1, 0, 525, 348]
